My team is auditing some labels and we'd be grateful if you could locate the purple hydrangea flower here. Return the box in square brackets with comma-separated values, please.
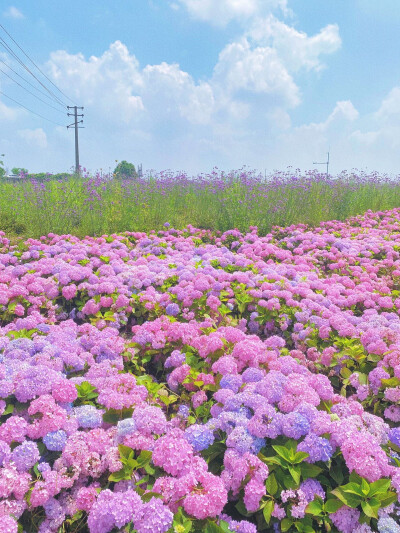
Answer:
[74, 405, 103, 429]
[297, 433, 333, 463]
[164, 350, 186, 368]
[165, 303, 180, 316]
[134, 497, 173, 533]
[43, 430, 68, 451]
[184, 424, 215, 452]
[388, 428, 400, 447]
[117, 418, 137, 439]
[281, 412, 310, 439]
[220, 374, 243, 393]
[177, 405, 190, 419]
[11, 440, 40, 472]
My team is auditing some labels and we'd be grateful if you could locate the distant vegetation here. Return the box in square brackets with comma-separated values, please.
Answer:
[114, 160, 138, 179]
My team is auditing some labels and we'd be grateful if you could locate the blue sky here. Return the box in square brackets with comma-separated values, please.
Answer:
[1, 0, 400, 175]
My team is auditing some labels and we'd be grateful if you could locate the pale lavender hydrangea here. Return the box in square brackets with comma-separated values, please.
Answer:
[43, 430, 68, 451]
[74, 405, 103, 429]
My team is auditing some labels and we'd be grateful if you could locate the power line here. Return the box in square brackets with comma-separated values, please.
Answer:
[0, 23, 76, 106]
[0, 37, 67, 107]
[0, 66, 66, 114]
[0, 90, 66, 127]
[0, 58, 66, 109]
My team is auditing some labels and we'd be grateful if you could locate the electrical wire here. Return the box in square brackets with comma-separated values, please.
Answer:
[0, 23, 77, 105]
[0, 90, 66, 127]
[0, 58, 66, 109]
[0, 37, 67, 107]
[0, 67, 66, 114]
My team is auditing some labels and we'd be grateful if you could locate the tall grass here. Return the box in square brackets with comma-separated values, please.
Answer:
[1, 168, 400, 238]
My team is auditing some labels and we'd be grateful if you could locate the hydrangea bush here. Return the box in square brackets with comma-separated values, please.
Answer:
[0, 209, 400, 532]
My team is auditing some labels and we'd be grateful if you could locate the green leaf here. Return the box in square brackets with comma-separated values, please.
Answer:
[305, 498, 323, 516]
[324, 499, 344, 514]
[76, 380, 96, 394]
[217, 520, 231, 533]
[141, 491, 163, 503]
[285, 439, 298, 453]
[289, 465, 301, 485]
[33, 462, 41, 477]
[301, 463, 323, 478]
[108, 468, 130, 482]
[259, 453, 286, 467]
[295, 524, 315, 533]
[102, 408, 133, 424]
[266, 473, 278, 496]
[235, 500, 252, 517]
[281, 518, 293, 532]
[2, 403, 14, 416]
[330, 464, 344, 485]
[330, 488, 362, 508]
[379, 492, 398, 508]
[118, 444, 135, 461]
[361, 478, 370, 496]
[262, 499, 274, 525]
[340, 482, 364, 497]
[205, 522, 230, 533]
[361, 498, 379, 519]
[381, 377, 400, 387]
[368, 479, 391, 496]
[292, 451, 310, 464]
[173, 507, 193, 533]
[272, 445, 292, 462]
[340, 367, 352, 378]
[137, 450, 152, 468]
[349, 471, 362, 484]
[282, 474, 298, 490]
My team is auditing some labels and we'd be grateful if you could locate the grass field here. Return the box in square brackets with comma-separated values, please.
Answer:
[1, 168, 400, 238]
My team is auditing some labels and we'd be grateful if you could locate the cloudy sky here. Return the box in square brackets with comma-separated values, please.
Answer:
[0, 1, 399, 175]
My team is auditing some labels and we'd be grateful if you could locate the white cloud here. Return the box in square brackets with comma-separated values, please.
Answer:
[326, 100, 359, 124]
[142, 62, 214, 125]
[0, 99, 19, 121]
[349, 86, 400, 152]
[174, 0, 288, 26]
[48, 41, 145, 124]
[213, 37, 300, 106]
[350, 130, 379, 146]
[248, 16, 341, 72]
[375, 86, 400, 122]
[17, 128, 47, 149]
[3, 6, 24, 19]
[48, 41, 215, 131]
[36, 24, 345, 173]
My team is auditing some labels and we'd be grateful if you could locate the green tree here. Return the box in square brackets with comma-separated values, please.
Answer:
[113, 160, 137, 179]
[11, 167, 28, 175]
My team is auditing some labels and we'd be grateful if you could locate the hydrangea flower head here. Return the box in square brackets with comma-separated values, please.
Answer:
[184, 424, 215, 452]
[74, 405, 103, 429]
[43, 429, 68, 451]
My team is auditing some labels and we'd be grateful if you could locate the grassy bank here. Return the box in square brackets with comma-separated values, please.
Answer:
[1, 169, 400, 238]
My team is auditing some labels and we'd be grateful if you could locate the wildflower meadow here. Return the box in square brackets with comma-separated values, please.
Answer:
[0, 176, 400, 532]
[2, 169, 400, 239]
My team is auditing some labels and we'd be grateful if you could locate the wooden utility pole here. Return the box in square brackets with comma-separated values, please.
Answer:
[67, 106, 84, 175]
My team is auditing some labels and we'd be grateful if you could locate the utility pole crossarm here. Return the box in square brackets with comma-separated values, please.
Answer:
[312, 151, 330, 178]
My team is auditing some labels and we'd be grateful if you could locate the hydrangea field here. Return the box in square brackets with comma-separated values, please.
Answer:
[1, 208, 400, 532]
